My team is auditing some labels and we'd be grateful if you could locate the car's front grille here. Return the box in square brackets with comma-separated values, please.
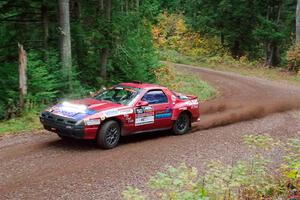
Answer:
[41, 112, 77, 125]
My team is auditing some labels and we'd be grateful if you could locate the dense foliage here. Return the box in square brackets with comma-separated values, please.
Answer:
[161, 0, 297, 66]
[0, 0, 160, 119]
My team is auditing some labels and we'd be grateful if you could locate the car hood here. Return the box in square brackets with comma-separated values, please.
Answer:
[71, 98, 124, 111]
[49, 98, 125, 120]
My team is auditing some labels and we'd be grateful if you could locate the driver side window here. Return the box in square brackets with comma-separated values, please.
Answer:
[142, 90, 168, 104]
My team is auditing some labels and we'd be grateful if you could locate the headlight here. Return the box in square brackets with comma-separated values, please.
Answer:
[84, 119, 101, 126]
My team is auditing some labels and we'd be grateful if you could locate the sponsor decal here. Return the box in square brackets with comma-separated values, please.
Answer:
[186, 99, 199, 108]
[99, 113, 106, 121]
[103, 108, 133, 117]
[104, 109, 119, 117]
[124, 115, 134, 123]
[135, 106, 153, 114]
[155, 113, 172, 119]
[144, 106, 154, 113]
[135, 115, 154, 126]
[155, 108, 172, 119]
[136, 108, 144, 114]
[191, 99, 198, 104]
[135, 106, 154, 126]
[119, 108, 133, 115]
[179, 107, 187, 110]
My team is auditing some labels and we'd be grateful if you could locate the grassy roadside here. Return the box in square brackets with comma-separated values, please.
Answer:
[200, 62, 300, 85]
[155, 64, 217, 101]
[0, 66, 217, 136]
[160, 49, 300, 85]
[0, 110, 42, 136]
[174, 71, 217, 100]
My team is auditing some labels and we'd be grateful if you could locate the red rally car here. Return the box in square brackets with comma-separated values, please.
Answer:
[40, 82, 200, 149]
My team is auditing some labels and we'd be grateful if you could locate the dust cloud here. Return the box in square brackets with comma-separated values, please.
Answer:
[193, 98, 300, 131]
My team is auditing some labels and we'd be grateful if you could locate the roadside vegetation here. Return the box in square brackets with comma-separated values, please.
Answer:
[123, 134, 300, 200]
[153, 12, 300, 85]
[154, 63, 217, 101]
[160, 49, 300, 85]
[0, 110, 42, 136]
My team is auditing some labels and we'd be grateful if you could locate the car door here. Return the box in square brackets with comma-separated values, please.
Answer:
[140, 89, 173, 130]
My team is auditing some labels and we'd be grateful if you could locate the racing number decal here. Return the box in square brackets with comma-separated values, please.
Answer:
[135, 106, 154, 126]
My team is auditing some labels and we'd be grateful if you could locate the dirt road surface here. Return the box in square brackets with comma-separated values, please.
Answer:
[1, 64, 300, 200]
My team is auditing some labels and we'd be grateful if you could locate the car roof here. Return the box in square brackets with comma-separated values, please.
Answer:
[119, 82, 167, 90]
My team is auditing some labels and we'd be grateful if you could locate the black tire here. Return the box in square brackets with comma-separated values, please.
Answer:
[96, 120, 121, 149]
[173, 112, 190, 135]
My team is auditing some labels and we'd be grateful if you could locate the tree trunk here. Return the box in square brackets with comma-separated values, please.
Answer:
[136, 0, 139, 9]
[296, 0, 300, 43]
[73, 0, 86, 69]
[231, 40, 242, 58]
[100, 0, 111, 79]
[100, 48, 109, 78]
[265, 3, 281, 67]
[220, 32, 224, 46]
[266, 42, 280, 67]
[18, 43, 27, 113]
[105, 0, 111, 29]
[125, 0, 128, 13]
[41, 1, 49, 61]
[58, 0, 72, 88]
[264, 43, 269, 66]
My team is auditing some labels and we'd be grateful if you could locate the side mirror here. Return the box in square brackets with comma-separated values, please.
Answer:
[136, 100, 149, 107]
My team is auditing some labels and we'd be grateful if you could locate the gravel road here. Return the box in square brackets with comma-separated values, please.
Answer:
[1, 64, 300, 200]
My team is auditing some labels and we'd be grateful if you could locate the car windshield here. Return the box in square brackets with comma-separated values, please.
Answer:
[94, 86, 140, 105]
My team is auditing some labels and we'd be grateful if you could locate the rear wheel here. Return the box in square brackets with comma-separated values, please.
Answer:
[96, 120, 121, 149]
[173, 113, 190, 135]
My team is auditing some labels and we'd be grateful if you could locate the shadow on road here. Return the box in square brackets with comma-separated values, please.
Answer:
[44, 130, 173, 151]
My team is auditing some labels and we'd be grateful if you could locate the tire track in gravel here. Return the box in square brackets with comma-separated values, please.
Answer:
[1, 64, 300, 200]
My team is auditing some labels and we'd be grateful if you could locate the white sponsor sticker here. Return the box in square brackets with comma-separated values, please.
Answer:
[179, 107, 187, 110]
[135, 116, 154, 126]
[191, 99, 198, 105]
[103, 108, 133, 117]
[186, 99, 198, 106]
[119, 108, 133, 115]
[104, 109, 119, 117]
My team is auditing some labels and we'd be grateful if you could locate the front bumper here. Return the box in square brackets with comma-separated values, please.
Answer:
[40, 112, 85, 139]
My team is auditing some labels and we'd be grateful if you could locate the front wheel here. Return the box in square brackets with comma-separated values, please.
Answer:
[173, 113, 190, 135]
[96, 120, 121, 149]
